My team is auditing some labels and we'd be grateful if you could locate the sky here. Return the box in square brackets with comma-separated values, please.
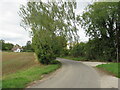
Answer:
[0, 0, 91, 46]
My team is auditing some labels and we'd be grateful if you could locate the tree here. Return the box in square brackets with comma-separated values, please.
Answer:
[22, 41, 34, 52]
[0, 40, 5, 50]
[0, 40, 14, 51]
[70, 42, 86, 57]
[79, 2, 120, 62]
[19, 1, 79, 64]
[54, 36, 67, 56]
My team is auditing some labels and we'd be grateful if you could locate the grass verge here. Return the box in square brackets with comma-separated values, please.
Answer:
[2, 64, 61, 88]
[61, 56, 87, 61]
[96, 63, 120, 78]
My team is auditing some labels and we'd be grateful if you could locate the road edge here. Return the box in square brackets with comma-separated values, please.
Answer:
[26, 63, 62, 88]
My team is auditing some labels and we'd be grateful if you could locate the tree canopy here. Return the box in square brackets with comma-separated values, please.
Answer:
[19, 1, 79, 64]
[77, 2, 120, 62]
[0, 40, 14, 51]
[22, 41, 34, 52]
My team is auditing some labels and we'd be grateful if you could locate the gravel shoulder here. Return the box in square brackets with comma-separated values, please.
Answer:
[81, 61, 119, 88]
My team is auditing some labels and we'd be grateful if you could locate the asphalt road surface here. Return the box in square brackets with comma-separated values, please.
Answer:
[29, 58, 101, 88]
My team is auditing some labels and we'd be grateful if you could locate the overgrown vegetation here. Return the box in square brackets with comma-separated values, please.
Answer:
[97, 63, 120, 78]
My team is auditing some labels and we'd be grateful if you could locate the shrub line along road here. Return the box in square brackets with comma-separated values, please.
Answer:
[28, 58, 101, 88]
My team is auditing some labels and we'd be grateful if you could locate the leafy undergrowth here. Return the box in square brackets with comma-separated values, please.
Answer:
[2, 64, 61, 88]
[97, 63, 120, 78]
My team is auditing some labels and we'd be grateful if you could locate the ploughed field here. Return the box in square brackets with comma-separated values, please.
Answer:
[2, 52, 38, 76]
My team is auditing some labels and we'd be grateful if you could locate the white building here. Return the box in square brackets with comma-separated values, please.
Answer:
[12, 45, 22, 52]
[14, 48, 21, 52]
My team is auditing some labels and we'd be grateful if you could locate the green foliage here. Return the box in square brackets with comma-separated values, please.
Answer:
[62, 56, 87, 61]
[54, 36, 68, 57]
[84, 38, 116, 61]
[78, 2, 120, 62]
[32, 30, 56, 64]
[97, 63, 120, 78]
[22, 41, 34, 52]
[80, 2, 119, 38]
[50, 60, 61, 64]
[0, 40, 14, 51]
[2, 64, 61, 88]
[70, 42, 86, 57]
[19, 1, 79, 64]
[68, 38, 116, 61]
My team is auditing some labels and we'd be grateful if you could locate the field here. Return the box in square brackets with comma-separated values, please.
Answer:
[2, 52, 60, 88]
[97, 63, 120, 78]
[2, 52, 38, 76]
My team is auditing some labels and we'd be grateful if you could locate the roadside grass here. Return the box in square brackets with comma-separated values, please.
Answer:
[61, 56, 107, 62]
[2, 52, 61, 88]
[2, 64, 60, 88]
[0, 80, 1, 88]
[61, 56, 88, 61]
[97, 63, 120, 78]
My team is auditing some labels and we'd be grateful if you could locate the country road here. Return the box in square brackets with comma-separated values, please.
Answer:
[28, 58, 101, 88]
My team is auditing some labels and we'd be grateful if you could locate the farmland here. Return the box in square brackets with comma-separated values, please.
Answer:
[2, 52, 60, 88]
[2, 52, 38, 76]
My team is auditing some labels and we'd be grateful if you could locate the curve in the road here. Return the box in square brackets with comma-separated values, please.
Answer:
[28, 58, 101, 88]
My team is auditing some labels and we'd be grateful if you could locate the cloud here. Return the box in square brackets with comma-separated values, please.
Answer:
[0, 1, 89, 46]
[0, 0, 30, 46]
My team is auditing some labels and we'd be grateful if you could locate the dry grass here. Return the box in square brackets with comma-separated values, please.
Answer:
[2, 52, 40, 76]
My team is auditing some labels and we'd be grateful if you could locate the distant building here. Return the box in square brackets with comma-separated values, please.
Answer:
[12, 45, 23, 52]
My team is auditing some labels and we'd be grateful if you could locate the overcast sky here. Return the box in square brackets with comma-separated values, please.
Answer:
[0, 0, 91, 46]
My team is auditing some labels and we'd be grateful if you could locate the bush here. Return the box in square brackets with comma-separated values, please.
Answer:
[74, 57, 88, 61]
[50, 60, 61, 64]
[70, 42, 86, 57]
[37, 51, 56, 65]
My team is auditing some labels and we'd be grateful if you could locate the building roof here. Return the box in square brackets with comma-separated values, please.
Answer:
[11, 45, 22, 51]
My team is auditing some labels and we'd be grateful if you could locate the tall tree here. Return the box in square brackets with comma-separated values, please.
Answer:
[19, 1, 79, 64]
[79, 2, 120, 62]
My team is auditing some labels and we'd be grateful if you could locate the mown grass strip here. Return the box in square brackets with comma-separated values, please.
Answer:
[2, 64, 61, 88]
[97, 63, 120, 78]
